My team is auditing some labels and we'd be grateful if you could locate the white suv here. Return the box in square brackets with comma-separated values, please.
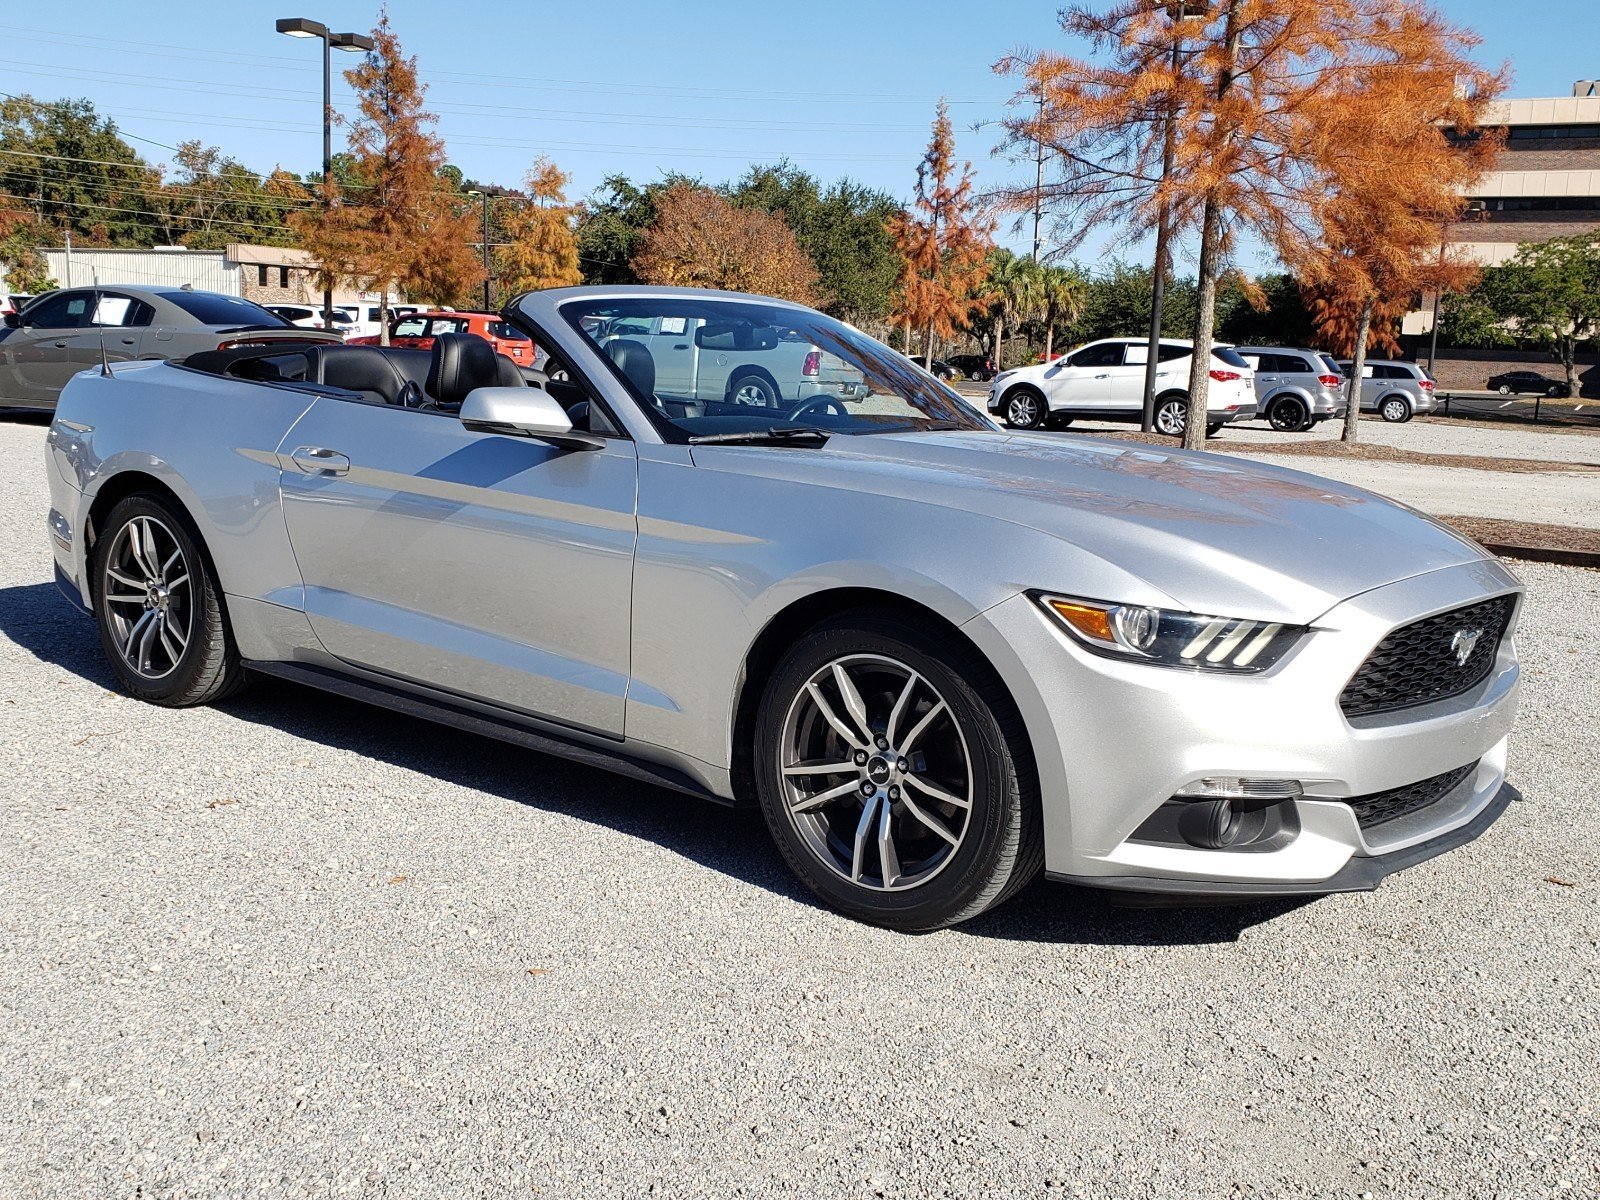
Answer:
[988, 337, 1258, 437]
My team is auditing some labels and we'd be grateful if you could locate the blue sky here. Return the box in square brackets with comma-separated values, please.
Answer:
[4, 1, 1593, 268]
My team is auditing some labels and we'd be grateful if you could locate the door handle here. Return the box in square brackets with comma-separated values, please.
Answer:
[673, 343, 688, 350]
[290, 446, 350, 475]
[120, 337, 137, 345]
[1093, 373, 1109, 379]
[53, 341, 68, 348]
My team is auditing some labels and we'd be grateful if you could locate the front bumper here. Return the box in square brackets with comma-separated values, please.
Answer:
[961, 557, 1523, 897]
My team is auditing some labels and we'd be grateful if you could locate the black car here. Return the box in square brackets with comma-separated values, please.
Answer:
[946, 352, 996, 382]
[1486, 370, 1569, 398]
[906, 354, 962, 383]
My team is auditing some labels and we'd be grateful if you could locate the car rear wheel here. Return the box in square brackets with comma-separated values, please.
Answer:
[1267, 396, 1308, 432]
[753, 614, 1042, 931]
[1547, 385, 1563, 398]
[1154, 394, 1188, 437]
[1380, 396, 1411, 423]
[1003, 387, 1047, 430]
[728, 372, 780, 408]
[93, 494, 245, 707]
[1497, 384, 1512, 395]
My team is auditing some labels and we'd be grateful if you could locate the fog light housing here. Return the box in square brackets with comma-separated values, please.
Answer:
[1175, 777, 1304, 802]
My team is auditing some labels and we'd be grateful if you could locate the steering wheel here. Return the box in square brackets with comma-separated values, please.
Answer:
[788, 396, 848, 422]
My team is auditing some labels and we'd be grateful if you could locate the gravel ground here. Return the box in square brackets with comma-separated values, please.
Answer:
[2, 415, 1598, 1199]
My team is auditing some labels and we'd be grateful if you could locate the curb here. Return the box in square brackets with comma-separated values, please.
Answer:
[1478, 542, 1600, 570]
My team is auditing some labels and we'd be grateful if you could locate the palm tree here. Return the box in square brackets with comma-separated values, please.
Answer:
[987, 249, 1043, 372]
[1038, 264, 1087, 361]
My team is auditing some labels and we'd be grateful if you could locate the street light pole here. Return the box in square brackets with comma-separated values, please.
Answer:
[1141, 2, 1202, 433]
[275, 17, 374, 329]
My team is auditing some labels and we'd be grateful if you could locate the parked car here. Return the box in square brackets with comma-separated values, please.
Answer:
[1234, 346, 1348, 431]
[1, 286, 339, 410]
[1486, 370, 1569, 398]
[334, 303, 419, 340]
[989, 337, 1258, 436]
[946, 353, 996, 382]
[1336, 359, 1438, 422]
[265, 304, 355, 338]
[45, 284, 1524, 929]
[905, 354, 962, 383]
[348, 311, 537, 367]
[596, 312, 865, 407]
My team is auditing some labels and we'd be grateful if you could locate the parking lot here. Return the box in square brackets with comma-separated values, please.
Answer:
[2, 413, 1598, 1198]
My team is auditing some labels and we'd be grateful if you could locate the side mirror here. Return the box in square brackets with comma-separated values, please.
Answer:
[2, 312, 18, 329]
[458, 386, 603, 451]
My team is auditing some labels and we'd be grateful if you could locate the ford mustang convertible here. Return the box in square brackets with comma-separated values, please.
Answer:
[44, 286, 1523, 930]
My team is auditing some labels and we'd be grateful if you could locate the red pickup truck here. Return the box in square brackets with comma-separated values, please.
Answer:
[348, 311, 536, 366]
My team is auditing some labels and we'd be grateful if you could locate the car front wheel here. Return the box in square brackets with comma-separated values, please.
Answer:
[92, 494, 245, 706]
[1497, 384, 1512, 395]
[1380, 396, 1411, 423]
[753, 613, 1041, 931]
[1003, 387, 1047, 430]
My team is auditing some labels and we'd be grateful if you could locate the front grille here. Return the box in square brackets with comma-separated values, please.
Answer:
[1339, 595, 1515, 718]
[1345, 762, 1478, 829]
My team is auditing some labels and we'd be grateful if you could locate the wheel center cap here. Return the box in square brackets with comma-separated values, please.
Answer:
[865, 755, 893, 785]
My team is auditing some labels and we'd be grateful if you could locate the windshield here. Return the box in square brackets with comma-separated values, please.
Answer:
[157, 291, 288, 328]
[560, 296, 994, 440]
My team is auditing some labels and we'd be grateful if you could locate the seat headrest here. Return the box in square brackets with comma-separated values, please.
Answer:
[606, 338, 656, 397]
[427, 333, 503, 408]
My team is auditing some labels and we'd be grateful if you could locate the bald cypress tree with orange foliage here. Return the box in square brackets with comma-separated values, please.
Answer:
[890, 101, 993, 361]
[631, 182, 819, 303]
[499, 158, 584, 296]
[291, 12, 481, 341]
[999, 0, 1503, 448]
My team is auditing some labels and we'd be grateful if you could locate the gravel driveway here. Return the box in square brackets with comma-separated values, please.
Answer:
[2, 414, 1597, 1199]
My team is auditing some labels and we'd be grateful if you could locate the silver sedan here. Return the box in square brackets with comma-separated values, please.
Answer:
[45, 286, 1522, 929]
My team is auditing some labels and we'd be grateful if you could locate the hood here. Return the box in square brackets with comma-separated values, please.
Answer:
[699, 429, 1490, 624]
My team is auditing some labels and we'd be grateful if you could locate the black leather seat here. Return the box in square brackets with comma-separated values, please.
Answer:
[304, 346, 424, 407]
[426, 333, 523, 410]
[606, 339, 656, 398]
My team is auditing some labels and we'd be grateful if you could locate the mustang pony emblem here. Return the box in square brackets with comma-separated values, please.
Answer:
[1450, 628, 1483, 666]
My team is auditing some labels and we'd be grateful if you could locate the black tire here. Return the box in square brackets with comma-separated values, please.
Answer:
[727, 372, 780, 408]
[1153, 393, 1188, 437]
[92, 493, 245, 707]
[1045, 415, 1075, 430]
[1205, 421, 1224, 438]
[1002, 386, 1047, 430]
[753, 612, 1042, 931]
[1267, 395, 1308, 432]
[1497, 384, 1511, 396]
[1547, 385, 1562, 398]
[1379, 395, 1411, 423]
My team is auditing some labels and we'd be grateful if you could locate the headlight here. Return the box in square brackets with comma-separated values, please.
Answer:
[1035, 593, 1306, 673]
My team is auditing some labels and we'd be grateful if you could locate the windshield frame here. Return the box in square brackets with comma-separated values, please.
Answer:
[556, 294, 996, 445]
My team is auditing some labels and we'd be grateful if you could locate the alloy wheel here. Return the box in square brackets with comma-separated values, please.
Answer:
[777, 653, 973, 892]
[733, 379, 774, 406]
[1381, 398, 1409, 422]
[1269, 398, 1306, 431]
[1006, 393, 1039, 428]
[102, 515, 193, 680]
[1155, 398, 1187, 436]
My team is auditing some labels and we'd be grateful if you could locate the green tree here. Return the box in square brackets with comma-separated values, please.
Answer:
[0, 95, 163, 246]
[0, 212, 56, 291]
[1216, 273, 1314, 347]
[984, 249, 1043, 369]
[1482, 234, 1600, 396]
[1038, 263, 1087, 360]
[726, 161, 902, 323]
[575, 174, 695, 285]
[157, 141, 306, 249]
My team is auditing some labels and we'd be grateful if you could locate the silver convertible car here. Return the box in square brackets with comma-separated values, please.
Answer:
[45, 286, 1523, 930]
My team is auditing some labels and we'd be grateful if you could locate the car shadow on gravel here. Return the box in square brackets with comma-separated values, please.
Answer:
[1, 579, 1312, 946]
[1, 410, 53, 426]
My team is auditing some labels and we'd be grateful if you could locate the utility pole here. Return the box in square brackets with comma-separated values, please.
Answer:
[468, 189, 492, 310]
